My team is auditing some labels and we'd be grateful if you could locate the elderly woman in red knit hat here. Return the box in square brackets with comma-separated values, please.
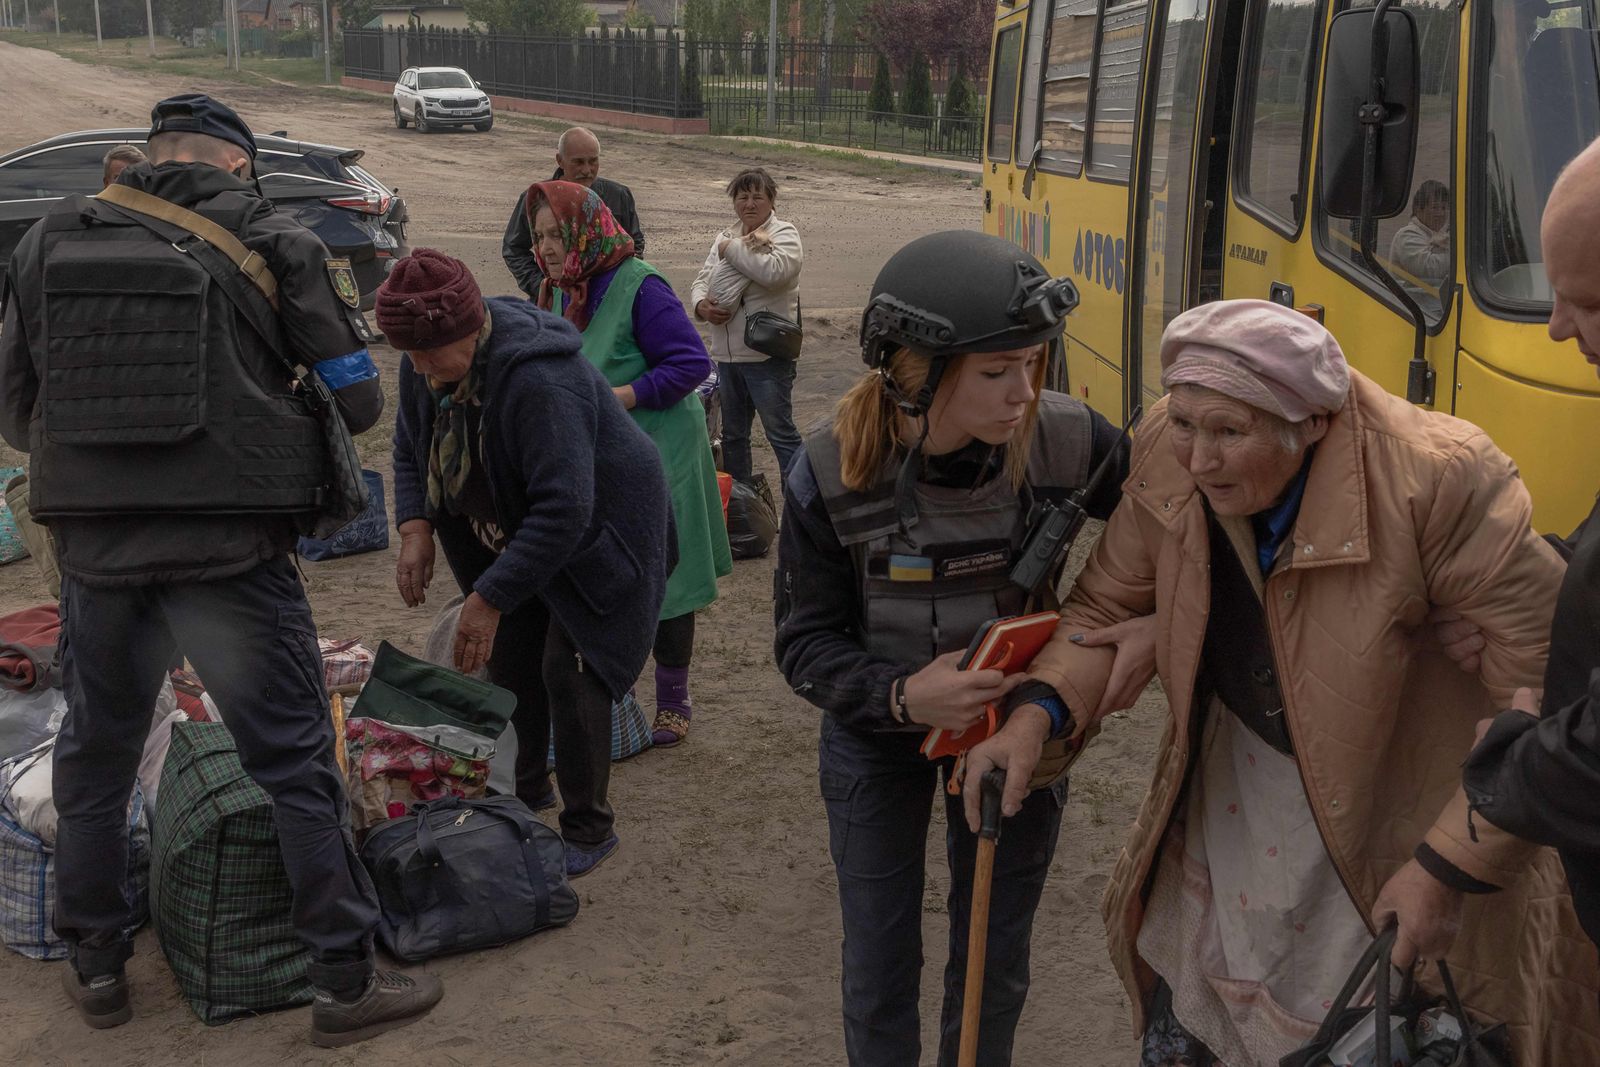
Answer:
[962, 300, 1598, 1065]
[379, 248, 676, 878]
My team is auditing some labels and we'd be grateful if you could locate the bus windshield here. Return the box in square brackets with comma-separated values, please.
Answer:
[1476, 0, 1600, 309]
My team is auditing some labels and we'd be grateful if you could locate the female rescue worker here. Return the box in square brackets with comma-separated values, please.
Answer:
[772, 231, 1138, 1066]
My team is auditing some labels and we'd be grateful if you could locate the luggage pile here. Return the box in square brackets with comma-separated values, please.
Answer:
[0, 604, 170, 961]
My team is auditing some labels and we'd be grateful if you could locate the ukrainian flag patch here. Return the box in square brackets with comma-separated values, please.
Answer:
[887, 554, 934, 582]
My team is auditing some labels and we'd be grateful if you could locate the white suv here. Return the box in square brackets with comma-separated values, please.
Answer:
[392, 67, 494, 133]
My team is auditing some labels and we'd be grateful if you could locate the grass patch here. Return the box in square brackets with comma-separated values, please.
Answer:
[0, 29, 340, 89]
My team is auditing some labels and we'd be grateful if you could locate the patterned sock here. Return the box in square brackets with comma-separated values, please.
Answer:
[655, 664, 691, 719]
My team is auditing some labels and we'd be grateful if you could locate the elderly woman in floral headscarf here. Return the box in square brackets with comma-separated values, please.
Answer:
[961, 300, 1600, 1065]
[526, 180, 732, 749]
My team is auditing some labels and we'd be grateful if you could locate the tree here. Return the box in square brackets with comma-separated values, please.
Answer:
[640, 25, 662, 105]
[862, 0, 989, 76]
[158, 0, 212, 36]
[622, 0, 654, 28]
[339, 0, 383, 29]
[944, 55, 974, 120]
[458, 0, 587, 34]
[749, 29, 765, 76]
[901, 51, 933, 129]
[814, 0, 837, 106]
[682, 29, 704, 115]
[866, 49, 894, 124]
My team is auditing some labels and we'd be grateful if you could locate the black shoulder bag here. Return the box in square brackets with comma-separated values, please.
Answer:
[744, 297, 804, 361]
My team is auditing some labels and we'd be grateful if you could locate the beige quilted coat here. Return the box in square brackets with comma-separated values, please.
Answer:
[1030, 370, 1600, 1062]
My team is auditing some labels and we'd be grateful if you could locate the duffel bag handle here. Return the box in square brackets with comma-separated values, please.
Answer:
[408, 797, 553, 928]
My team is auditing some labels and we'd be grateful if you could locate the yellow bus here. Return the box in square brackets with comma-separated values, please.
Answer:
[981, 0, 1600, 532]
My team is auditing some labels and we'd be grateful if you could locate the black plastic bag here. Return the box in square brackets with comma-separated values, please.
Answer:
[726, 477, 778, 560]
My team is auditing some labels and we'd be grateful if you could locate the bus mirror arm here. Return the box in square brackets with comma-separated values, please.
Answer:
[1356, 0, 1435, 407]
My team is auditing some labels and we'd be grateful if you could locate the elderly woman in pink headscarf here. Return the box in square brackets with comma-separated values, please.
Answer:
[962, 300, 1600, 1066]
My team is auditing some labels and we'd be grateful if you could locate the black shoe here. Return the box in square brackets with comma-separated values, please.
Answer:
[310, 969, 443, 1048]
[60, 965, 132, 1029]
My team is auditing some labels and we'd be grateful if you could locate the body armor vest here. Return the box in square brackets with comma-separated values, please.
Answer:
[807, 392, 1096, 784]
[27, 196, 327, 520]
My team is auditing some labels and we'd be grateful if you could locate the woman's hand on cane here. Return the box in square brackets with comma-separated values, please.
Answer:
[961, 705, 1053, 831]
[396, 519, 436, 607]
[901, 650, 1027, 733]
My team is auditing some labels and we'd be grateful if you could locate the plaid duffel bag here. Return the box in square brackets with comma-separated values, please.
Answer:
[0, 777, 148, 961]
[152, 721, 311, 1024]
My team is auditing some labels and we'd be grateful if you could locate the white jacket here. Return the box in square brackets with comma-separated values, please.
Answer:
[690, 214, 803, 364]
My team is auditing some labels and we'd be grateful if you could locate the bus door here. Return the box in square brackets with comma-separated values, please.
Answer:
[1126, 0, 1250, 413]
[1224, 0, 1464, 407]
[1454, 0, 1600, 533]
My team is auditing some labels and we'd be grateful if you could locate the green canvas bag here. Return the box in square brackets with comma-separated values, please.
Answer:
[151, 721, 311, 1024]
[354, 641, 516, 745]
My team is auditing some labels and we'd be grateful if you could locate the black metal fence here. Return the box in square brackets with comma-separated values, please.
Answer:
[343, 28, 986, 161]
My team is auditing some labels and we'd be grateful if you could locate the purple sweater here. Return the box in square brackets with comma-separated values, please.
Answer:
[585, 268, 712, 411]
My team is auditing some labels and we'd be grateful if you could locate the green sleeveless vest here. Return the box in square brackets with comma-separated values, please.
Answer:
[562, 258, 732, 619]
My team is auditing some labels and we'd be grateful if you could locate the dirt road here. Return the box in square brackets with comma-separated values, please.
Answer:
[0, 40, 1155, 1066]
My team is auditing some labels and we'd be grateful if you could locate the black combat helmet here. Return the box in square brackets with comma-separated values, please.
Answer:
[860, 231, 1079, 390]
[860, 231, 1079, 530]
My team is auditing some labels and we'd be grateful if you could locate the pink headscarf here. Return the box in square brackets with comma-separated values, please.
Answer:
[1159, 299, 1350, 422]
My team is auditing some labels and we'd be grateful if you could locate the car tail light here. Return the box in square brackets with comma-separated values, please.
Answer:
[325, 190, 391, 215]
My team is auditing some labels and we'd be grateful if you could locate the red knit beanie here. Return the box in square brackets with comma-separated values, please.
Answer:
[375, 248, 485, 351]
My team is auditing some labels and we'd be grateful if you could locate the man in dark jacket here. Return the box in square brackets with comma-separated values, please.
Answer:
[501, 126, 644, 297]
[383, 249, 674, 879]
[1463, 135, 1600, 948]
[0, 94, 442, 1044]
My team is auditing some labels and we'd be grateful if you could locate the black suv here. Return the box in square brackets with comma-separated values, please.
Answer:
[0, 129, 409, 308]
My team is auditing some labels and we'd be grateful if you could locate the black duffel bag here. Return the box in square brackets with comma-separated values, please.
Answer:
[360, 795, 578, 962]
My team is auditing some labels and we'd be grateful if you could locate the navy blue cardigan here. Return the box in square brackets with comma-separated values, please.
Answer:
[393, 297, 675, 700]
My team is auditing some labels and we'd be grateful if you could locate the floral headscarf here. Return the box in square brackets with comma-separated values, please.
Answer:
[526, 180, 636, 330]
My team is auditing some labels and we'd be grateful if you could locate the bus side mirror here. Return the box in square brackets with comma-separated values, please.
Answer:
[1318, 5, 1420, 220]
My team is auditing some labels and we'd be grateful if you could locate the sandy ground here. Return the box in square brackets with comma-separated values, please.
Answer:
[0, 41, 1159, 1066]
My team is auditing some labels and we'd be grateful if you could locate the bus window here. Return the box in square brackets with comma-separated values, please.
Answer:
[1235, 0, 1323, 230]
[1314, 0, 1458, 326]
[989, 24, 1026, 164]
[1088, 0, 1151, 181]
[1473, 0, 1600, 310]
[1137, 0, 1213, 402]
[1040, 0, 1101, 175]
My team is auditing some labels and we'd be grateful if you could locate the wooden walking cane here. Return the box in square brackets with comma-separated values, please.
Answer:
[959, 768, 1009, 1067]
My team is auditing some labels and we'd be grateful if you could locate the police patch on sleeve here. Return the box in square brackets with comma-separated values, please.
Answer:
[325, 257, 360, 309]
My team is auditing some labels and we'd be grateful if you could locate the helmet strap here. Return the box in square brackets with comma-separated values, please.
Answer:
[894, 417, 928, 533]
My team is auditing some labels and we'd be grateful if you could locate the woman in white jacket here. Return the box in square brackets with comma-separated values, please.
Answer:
[690, 168, 804, 487]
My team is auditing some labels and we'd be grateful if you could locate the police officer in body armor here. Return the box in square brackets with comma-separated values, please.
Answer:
[0, 95, 442, 1045]
[773, 231, 1147, 1066]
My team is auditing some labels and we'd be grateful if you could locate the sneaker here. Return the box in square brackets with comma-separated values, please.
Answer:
[527, 788, 558, 812]
[60, 965, 132, 1030]
[310, 969, 443, 1048]
[564, 833, 620, 879]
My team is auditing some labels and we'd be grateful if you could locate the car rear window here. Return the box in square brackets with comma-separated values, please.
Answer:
[256, 151, 343, 181]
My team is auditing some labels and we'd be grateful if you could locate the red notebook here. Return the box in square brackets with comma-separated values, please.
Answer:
[920, 610, 1061, 760]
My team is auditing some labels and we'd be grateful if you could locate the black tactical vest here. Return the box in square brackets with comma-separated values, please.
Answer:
[808, 392, 1097, 785]
[807, 391, 1095, 670]
[27, 196, 328, 521]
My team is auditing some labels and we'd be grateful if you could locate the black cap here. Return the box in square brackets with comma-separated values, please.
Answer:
[860, 231, 1078, 370]
[148, 93, 258, 160]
